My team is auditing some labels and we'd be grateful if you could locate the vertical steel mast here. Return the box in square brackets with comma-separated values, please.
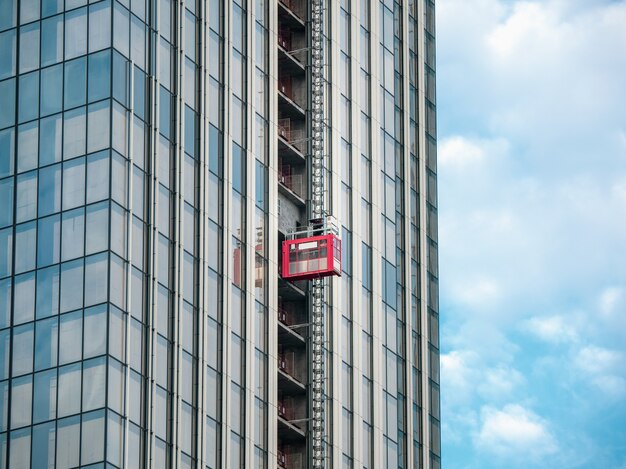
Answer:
[310, 0, 326, 466]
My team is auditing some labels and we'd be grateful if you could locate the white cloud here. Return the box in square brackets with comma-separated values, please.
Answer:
[575, 346, 624, 375]
[599, 287, 624, 317]
[475, 404, 558, 459]
[522, 315, 578, 344]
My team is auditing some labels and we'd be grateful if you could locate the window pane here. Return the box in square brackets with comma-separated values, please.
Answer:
[42, 0, 63, 17]
[56, 415, 80, 468]
[63, 107, 86, 159]
[12, 324, 34, 376]
[88, 50, 111, 102]
[0, 277, 10, 328]
[36, 265, 60, 318]
[33, 368, 57, 422]
[11, 375, 33, 428]
[0, 177, 13, 228]
[87, 100, 110, 152]
[60, 259, 84, 313]
[62, 156, 85, 209]
[85, 253, 108, 305]
[15, 221, 36, 273]
[19, 22, 40, 74]
[0, 78, 15, 129]
[61, 208, 85, 261]
[0, 128, 15, 178]
[0, 0, 17, 31]
[38, 163, 61, 216]
[81, 410, 105, 464]
[9, 427, 31, 469]
[86, 150, 109, 203]
[41, 14, 64, 66]
[84, 304, 106, 357]
[39, 113, 62, 166]
[108, 359, 124, 414]
[35, 316, 58, 371]
[37, 214, 61, 267]
[0, 227, 12, 278]
[18, 71, 39, 123]
[59, 313, 82, 366]
[57, 363, 81, 417]
[86, 202, 109, 254]
[65, 7, 87, 59]
[20, 0, 39, 24]
[13, 272, 35, 325]
[31, 421, 56, 468]
[0, 29, 16, 80]
[83, 357, 106, 411]
[89, 0, 111, 52]
[14, 123, 35, 173]
[40, 63, 63, 116]
[16, 169, 37, 223]
[64, 57, 86, 110]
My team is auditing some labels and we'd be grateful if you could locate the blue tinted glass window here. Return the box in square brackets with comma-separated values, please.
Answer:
[0, 78, 16, 129]
[184, 105, 196, 158]
[41, 15, 63, 66]
[13, 272, 35, 325]
[60, 259, 84, 313]
[37, 214, 61, 267]
[87, 100, 110, 153]
[113, 3, 130, 57]
[63, 107, 86, 159]
[112, 50, 128, 105]
[18, 71, 39, 123]
[0, 329, 9, 378]
[20, 0, 40, 24]
[82, 358, 106, 411]
[0, 277, 9, 327]
[0, 177, 13, 228]
[93, 308, 111, 362]
[86, 151, 109, 203]
[86, 201, 109, 255]
[0, 29, 16, 80]
[89, 0, 111, 53]
[14, 221, 36, 274]
[133, 66, 145, 120]
[12, 323, 34, 376]
[61, 208, 85, 261]
[58, 317, 82, 367]
[88, 50, 111, 102]
[84, 252, 108, 306]
[19, 22, 40, 74]
[38, 163, 61, 216]
[64, 57, 87, 110]
[62, 157, 85, 210]
[0, 0, 17, 31]
[42, 0, 63, 18]
[11, 385, 32, 452]
[16, 171, 37, 223]
[40, 64, 63, 116]
[57, 366, 82, 416]
[34, 320, 58, 372]
[56, 415, 80, 467]
[159, 86, 170, 138]
[36, 264, 60, 318]
[81, 410, 105, 464]
[32, 370, 56, 425]
[16, 122, 37, 172]
[0, 128, 14, 177]
[31, 421, 56, 468]
[0, 227, 12, 278]
[39, 113, 62, 165]
[65, 7, 87, 59]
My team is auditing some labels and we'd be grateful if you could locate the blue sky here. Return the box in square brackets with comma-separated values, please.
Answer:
[437, 1, 626, 468]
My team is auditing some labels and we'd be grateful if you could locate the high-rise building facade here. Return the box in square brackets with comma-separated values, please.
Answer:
[0, 0, 439, 467]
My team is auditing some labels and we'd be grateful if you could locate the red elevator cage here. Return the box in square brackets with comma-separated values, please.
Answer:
[281, 233, 342, 281]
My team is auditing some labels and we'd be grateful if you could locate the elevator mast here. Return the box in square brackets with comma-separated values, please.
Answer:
[310, 0, 326, 467]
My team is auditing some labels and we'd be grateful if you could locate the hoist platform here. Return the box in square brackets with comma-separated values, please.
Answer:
[281, 217, 342, 281]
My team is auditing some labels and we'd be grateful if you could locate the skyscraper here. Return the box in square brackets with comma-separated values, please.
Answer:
[0, 0, 439, 467]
